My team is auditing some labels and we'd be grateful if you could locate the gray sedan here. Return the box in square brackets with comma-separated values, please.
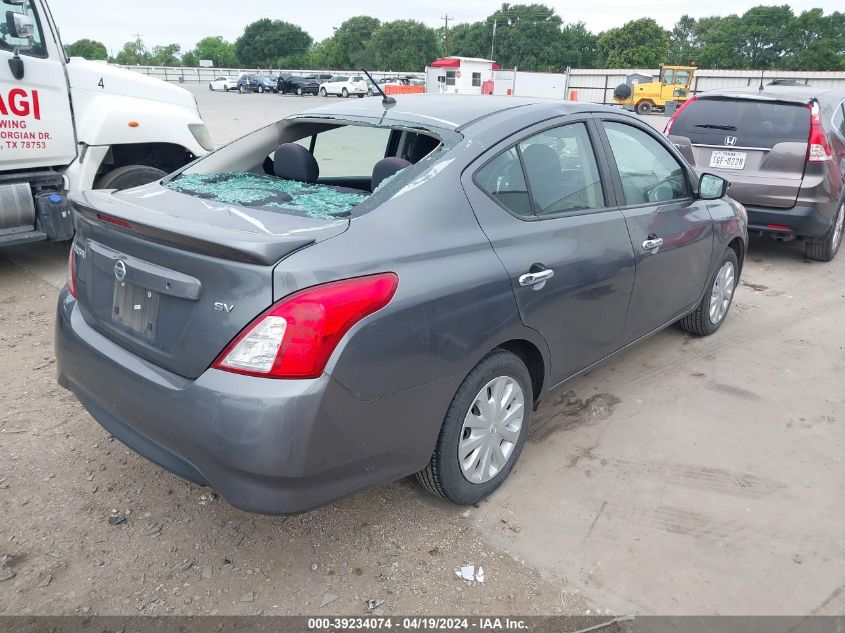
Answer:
[56, 95, 747, 514]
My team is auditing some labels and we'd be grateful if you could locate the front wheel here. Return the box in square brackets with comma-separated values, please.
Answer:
[296, 87, 303, 96]
[805, 201, 844, 262]
[417, 350, 532, 504]
[95, 165, 168, 191]
[342, 88, 349, 98]
[257, 85, 265, 94]
[208, 84, 213, 91]
[238, 84, 247, 94]
[679, 248, 739, 336]
[320, 88, 327, 97]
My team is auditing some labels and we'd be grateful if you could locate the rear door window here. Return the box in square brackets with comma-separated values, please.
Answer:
[671, 98, 810, 148]
[475, 148, 531, 217]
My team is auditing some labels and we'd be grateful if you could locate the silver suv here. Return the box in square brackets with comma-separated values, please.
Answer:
[666, 87, 845, 261]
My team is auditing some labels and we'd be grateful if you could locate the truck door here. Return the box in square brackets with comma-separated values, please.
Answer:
[0, 0, 76, 171]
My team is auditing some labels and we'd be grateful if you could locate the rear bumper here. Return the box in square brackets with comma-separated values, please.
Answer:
[746, 202, 835, 239]
[55, 290, 451, 514]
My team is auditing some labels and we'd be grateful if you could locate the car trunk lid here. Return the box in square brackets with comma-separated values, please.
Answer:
[668, 95, 811, 209]
[70, 184, 349, 379]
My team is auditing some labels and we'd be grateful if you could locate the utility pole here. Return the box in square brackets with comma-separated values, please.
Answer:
[490, 20, 497, 60]
[442, 14, 451, 56]
[132, 32, 144, 63]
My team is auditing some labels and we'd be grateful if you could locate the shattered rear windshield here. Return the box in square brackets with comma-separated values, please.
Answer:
[166, 172, 367, 220]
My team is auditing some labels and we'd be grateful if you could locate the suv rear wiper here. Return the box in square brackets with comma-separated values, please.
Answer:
[694, 123, 737, 131]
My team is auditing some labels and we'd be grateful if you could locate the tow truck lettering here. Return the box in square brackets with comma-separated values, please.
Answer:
[0, 89, 41, 120]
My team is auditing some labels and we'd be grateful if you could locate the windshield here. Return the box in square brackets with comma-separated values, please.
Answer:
[672, 98, 810, 148]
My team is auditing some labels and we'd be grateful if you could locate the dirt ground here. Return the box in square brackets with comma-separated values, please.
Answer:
[0, 86, 843, 617]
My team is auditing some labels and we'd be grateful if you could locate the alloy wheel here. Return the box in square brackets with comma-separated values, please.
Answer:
[832, 203, 844, 253]
[709, 261, 735, 325]
[458, 376, 525, 484]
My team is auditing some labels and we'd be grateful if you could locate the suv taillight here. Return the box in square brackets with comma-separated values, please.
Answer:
[213, 273, 399, 379]
[67, 244, 77, 298]
[807, 101, 832, 162]
[663, 94, 697, 135]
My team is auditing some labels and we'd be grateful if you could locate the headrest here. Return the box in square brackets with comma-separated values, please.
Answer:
[521, 144, 561, 178]
[274, 143, 319, 183]
[371, 157, 411, 191]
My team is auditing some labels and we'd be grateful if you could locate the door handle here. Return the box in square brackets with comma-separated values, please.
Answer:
[519, 268, 555, 287]
[642, 236, 664, 251]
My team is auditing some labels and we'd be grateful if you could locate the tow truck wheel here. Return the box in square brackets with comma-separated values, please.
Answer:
[95, 165, 168, 191]
[636, 101, 654, 115]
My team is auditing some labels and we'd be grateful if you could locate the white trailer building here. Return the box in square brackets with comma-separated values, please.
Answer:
[425, 57, 499, 95]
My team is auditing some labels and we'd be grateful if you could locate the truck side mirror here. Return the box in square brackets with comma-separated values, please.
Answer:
[5, 10, 34, 39]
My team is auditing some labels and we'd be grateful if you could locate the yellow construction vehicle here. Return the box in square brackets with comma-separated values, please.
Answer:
[613, 65, 696, 115]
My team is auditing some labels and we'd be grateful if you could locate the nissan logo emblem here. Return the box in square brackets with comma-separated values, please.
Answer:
[724, 136, 738, 146]
[113, 260, 127, 282]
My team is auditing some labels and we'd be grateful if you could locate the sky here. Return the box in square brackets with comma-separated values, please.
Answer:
[49, 0, 843, 57]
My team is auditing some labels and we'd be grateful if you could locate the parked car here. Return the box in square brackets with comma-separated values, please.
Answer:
[277, 74, 320, 96]
[319, 75, 368, 98]
[666, 87, 845, 261]
[208, 76, 238, 92]
[237, 74, 275, 94]
[57, 96, 747, 514]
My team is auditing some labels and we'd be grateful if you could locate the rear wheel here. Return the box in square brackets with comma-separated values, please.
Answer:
[636, 100, 654, 115]
[95, 165, 168, 191]
[342, 88, 349, 98]
[296, 87, 303, 96]
[679, 248, 738, 336]
[320, 88, 327, 97]
[417, 350, 532, 504]
[257, 85, 265, 94]
[357, 93, 365, 98]
[238, 84, 247, 94]
[208, 84, 213, 91]
[805, 201, 844, 262]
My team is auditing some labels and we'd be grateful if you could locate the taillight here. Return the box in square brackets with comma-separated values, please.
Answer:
[213, 273, 399, 379]
[67, 244, 77, 298]
[663, 94, 697, 135]
[807, 101, 832, 162]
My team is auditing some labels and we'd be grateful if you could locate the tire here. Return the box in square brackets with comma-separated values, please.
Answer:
[636, 100, 653, 115]
[805, 201, 844, 262]
[416, 350, 533, 505]
[95, 165, 168, 191]
[357, 93, 365, 98]
[320, 88, 327, 97]
[679, 248, 739, 336]
[238, 84, 247, 94]
[342, 88, 349, 98]
[257, 85, 265, 94]
[208, 84, 213, 91]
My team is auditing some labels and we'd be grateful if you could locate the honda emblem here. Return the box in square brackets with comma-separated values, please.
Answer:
[724, 136, 737, 146]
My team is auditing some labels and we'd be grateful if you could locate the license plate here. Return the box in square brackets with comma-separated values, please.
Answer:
[112, 280, 159, 342]
[709, 150, 746, 170]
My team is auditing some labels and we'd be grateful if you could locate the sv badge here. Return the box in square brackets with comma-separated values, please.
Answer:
[213, 302, 235, 313]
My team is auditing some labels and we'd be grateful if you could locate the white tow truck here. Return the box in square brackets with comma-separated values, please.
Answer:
[0, 0, 212, 247]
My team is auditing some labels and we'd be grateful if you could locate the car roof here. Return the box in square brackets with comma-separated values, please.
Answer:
[294, 94, 605, 131]
[698, 86, 845, 104]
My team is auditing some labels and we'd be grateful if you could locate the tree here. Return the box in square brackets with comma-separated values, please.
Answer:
[693, 16, 746, 68]
[484, 4, 566, 70]
[334, 16, 381, 68]
[668, 15, 699, 65]
[597, 18, 669, 67]
[235, 19, 312, 68]
[190, 35, 238, 68]
[65, 39, 107, 60]
[114, 38, 149, 65]
[559, 22, 598, 68]
[784, 9, 845, 70]
[735, 5, 793, 68]
[365, 20, 440, 71]
[448, 22, 489, 59]
[149, 43, 182, 67]
[308, 38, 346, 69]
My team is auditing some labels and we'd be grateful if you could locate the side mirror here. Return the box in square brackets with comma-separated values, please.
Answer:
[1, 0, 27, 5]
[699, 173, 729, 200]
[5, 10, 33, 39]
